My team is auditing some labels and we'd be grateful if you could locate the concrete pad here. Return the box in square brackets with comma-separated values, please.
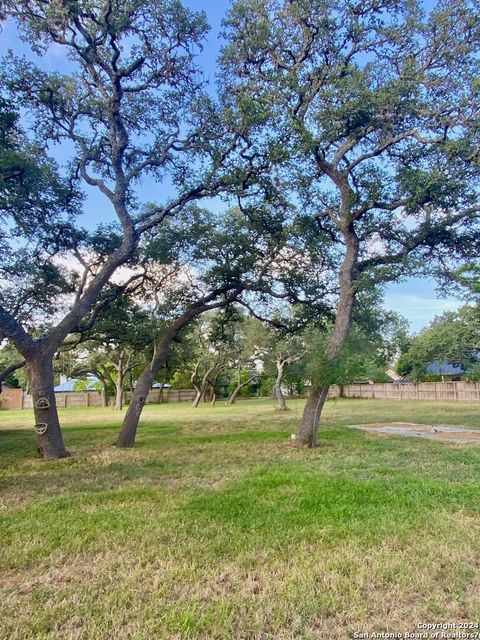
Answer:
[347, 422, 480, 443]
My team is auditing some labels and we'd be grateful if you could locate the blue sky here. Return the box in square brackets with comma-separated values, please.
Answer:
[1, 0, 463, 333]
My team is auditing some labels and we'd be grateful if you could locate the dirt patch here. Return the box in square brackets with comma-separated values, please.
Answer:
[348, 422, 480, 443]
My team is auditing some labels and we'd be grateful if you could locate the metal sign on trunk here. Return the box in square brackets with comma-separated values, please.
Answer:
[35, 397, 51, 409]
[34, 423, 48, 435]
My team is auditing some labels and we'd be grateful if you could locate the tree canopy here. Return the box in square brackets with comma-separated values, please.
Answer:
[221, 0, 480, 445]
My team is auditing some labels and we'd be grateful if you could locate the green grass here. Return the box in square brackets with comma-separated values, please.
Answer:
[1, 398, 479, 639]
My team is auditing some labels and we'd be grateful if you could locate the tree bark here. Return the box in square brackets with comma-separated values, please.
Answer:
[296, 385, 330, 447]
[192, 364, 217, 407]
[114, 352, 125, 411]
[275, 360, 287, 410]
[96, 371, 111, 408]
[190, 362, 202, 407]
[116, 309, 197, 447]
[294, 223, 358, 447]
[116, 365, 155, 447]
[0, 231, 137, 459]
[28, 353, 69, 459]
[100, 381, 108, 408]
[115, 286, 243, 448]
[160, 382, 166, 403]
[208, 370, 221, 407]
[227, 375, 257, 405]
[128, 370, 135, 396]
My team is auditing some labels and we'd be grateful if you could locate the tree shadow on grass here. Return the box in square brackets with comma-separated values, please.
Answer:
[0, 428, 39, 463]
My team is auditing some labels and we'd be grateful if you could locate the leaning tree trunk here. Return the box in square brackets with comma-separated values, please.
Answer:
[294, 226, 358, 447]
[210, 386, 217, 406]
[190, 362, 202, 407]
[116, 308, 199, 448]
[116, 365, 155, 447]
[228, 376, 257, 405]
[115, 287, 243, 448]
[192, 365, 217, 408]
[192, 385, 203, 408]
[28, 353, 69, 459]
[295, 385, 330, 447]
[208, 370, 221, 407]
[275, 360, 287, 410]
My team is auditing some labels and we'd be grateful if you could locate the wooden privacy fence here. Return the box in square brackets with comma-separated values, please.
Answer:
[124, 388, 209, 404]
[0, 388, 23, 410]
[22, 391, 104, 409]
[12, 383, 480, 411]
[17, 388, 203, 410]
[328, 381, 480, 402]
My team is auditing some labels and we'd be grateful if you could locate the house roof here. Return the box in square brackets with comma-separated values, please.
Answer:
[425, 362, 465, 375]
[54, 376, 100, 392]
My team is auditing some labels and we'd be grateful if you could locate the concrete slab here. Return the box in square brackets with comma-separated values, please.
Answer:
[347, 422, 480, 443]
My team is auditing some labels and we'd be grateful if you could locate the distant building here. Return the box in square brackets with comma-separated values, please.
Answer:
[425, 362, 465, 381]
[54, 376, 100, 392]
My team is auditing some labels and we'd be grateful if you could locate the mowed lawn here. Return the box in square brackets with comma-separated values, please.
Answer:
[1, 398, 479, 640]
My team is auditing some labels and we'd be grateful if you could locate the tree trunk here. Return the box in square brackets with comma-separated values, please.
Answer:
[295, 385, 330, 447]
[208, 370, 221, 407]
[96, 372, 109, 408]
[114, 353, 125, 411]
[128, 371, 135, 395]
[294, 223, 358, 447]
[190, 362, 202, 407]
[116, 309, 199, 447]
[159, 379, 166, 404]
[228, 375, 257, 405]
[101, 382, 108, 408]
[28, 354, 69, 459]
[115, 288, 243, 448]
[114, 379, 123, 410]
[210, 387, 217, 406]
[192, 387, 202, 408]
[116, 365, 155, 447]
[192, 364, 217, 408]
[275, 360, 287, 410]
